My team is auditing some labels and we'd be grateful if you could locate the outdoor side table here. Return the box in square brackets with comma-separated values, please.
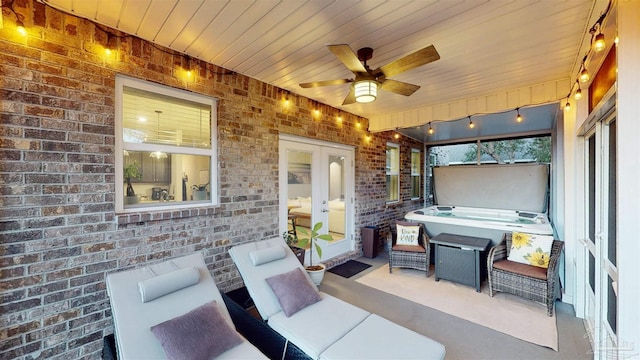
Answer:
[430, 233, 492, 292]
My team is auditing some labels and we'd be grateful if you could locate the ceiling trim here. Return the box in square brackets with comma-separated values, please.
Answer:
[368, 77, 569, 132]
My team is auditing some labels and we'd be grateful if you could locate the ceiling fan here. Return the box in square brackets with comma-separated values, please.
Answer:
[299, 44, 440, 105]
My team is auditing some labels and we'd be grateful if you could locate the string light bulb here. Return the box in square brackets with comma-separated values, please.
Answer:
[579, 66, 590, 83]
[592, 33, 606, 52]
[564, 99, 571, 112]
[394, 132, 400, 139]
[574, 87, 582, 100]
[468, 116, 474, 129]
[516, 108, 523, 123]
[428, 123, 434, 135]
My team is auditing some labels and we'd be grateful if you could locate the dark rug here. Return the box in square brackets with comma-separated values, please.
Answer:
[328, 260, 372, 278]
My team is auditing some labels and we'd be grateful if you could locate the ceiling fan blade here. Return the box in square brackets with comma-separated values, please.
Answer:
[299, 79, 352, 88]
[377, 45, 440, 78]
[328, 44, 367, 73]
[342, 88, 356, 105]
[380, 79, 420, 96]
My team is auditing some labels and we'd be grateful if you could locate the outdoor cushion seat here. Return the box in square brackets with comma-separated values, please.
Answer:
[106, 252, 268, 359]
[492, 259, 548, 280]
[229, 237, 446, 360]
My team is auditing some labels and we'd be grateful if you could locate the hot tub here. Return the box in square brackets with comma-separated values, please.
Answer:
[405, 205, 554, 246]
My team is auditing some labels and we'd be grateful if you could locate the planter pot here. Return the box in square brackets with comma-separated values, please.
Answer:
[305, 263, 326, 286]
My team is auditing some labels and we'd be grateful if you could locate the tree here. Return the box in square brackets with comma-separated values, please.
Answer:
[526, 137, 552, 163]
[463, 139, 527, 164]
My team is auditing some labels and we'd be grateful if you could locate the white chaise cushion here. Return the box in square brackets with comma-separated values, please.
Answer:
[268, 293, 369, 359]
[229, 238, 317, 320]
[138, 267, 200, 303]
[320, 314, 446, 360]
[106, 253, 267, 360]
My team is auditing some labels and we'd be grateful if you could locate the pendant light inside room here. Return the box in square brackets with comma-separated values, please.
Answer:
[150, 110, 168, 159]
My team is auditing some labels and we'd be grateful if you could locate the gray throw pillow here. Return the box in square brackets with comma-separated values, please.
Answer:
[265, 268, 321, 317]
[150, 301, 243, 360]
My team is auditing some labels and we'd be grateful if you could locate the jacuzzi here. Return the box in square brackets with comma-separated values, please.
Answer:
[406, 164, 555, 246]
[405, 206, 553, 245]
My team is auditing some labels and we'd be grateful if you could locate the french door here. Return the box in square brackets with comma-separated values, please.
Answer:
[279, 135, 354, 265]
[582, 108, 618, 358]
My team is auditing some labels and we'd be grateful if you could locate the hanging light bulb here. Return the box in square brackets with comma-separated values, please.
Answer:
[564, 100, 571, 112]
[150, 110, 168, 159]
[428, 123, 434, 135]
[468, 116, 474, 129]
[394, 132, 400, 139]
[593, 32, 606, 52]
[515, 108, 523, 123]
[574, 87, 582, 100]
[579, 66, 590, 83]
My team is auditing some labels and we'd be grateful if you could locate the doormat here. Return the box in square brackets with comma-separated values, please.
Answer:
[328, 260, 371, 278]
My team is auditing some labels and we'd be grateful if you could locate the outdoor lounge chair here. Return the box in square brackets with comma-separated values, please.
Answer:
[229, 237, 446, 360]
[105, 252, 268, 359]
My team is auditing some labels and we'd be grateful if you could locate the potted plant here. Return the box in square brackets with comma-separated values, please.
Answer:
[123, 161, 142, 204]
[297, 222, 333, 285]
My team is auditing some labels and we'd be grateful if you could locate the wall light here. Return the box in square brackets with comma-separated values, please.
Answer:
[354, 80, 378, 103]
[16, 19, 26, 36]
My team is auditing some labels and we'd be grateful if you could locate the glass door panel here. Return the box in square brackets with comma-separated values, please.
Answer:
[280, 136, 354, 266]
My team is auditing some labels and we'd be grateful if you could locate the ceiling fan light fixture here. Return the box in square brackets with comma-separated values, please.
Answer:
[354, 80, 378, 103]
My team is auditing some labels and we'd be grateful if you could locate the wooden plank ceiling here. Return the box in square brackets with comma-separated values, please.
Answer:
[42, 0, 611, 140]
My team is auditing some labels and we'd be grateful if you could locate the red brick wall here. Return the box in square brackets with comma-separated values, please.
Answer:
[0, 1, 426, 358]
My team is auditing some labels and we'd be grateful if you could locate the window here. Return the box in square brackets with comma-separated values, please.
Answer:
[115, 75, 218, 212]
[410, 148, 420, 199]
[386, 143, 399, 202]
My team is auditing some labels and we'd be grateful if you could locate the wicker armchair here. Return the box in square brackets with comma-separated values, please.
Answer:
[389, 221, 430, 277]
[487, 232, 564, 316]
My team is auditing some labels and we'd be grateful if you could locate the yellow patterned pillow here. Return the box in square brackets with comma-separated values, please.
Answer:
[507, 232, 554, 268]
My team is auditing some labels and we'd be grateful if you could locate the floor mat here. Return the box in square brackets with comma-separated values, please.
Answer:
[328, 260, 371, 278]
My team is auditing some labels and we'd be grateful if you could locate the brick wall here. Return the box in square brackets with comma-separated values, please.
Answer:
[0, 1, 425, 358]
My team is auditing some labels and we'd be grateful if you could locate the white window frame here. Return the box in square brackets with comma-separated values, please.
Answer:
[411, 148, 421, 200]
[386, 142, 399, 203]
[114, 75, 218, 213]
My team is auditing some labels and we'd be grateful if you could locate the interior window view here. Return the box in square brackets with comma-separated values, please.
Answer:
[4, 1, 639, 360]
[118, 80, 215, 210]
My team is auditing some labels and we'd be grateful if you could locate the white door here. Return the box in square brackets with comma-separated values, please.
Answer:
[582, 111, 618, 359]
[279, 135, 354, 265]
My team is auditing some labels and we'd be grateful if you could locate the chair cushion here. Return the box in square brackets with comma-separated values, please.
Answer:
[391, 244, 426, 253]
[493, 259, 548, 280]
[320, 314, 446, 360]
[150, 300, 243, 360]
[507, 232, 554, 268]
[396, 223, 420, 246]
[266, 268, 321, 317]
[268, 293, 370, 359]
